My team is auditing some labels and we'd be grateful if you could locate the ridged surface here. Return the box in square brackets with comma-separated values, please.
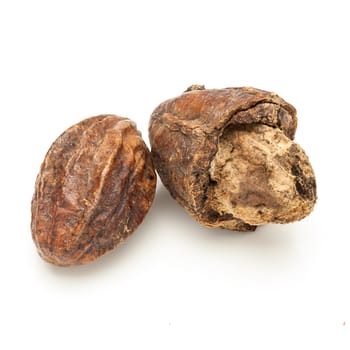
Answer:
[149, 87, 316, 231]
[31, 115, 156, 266]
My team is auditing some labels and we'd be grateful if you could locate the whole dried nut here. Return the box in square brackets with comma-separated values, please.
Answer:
[149, 86, 316, 232]
[31, 115, 156, 266]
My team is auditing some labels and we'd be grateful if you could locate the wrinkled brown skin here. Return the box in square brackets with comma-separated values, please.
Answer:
[149, 86, 316, 232]
[31, 115, 156, 266]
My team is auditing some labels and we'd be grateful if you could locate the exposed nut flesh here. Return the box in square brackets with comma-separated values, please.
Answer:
[209, 123, 316, 226]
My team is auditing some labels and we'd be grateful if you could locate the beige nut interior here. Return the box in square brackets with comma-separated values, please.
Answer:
[209, 123, 316, 226]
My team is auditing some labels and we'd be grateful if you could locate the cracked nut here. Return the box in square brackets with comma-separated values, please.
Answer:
[149, 86, 316, 231]
[31, 115, 156, 266]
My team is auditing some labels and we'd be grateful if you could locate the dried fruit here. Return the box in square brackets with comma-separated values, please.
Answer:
[31, 115, 156, 266]
[149, 86, 316, 231]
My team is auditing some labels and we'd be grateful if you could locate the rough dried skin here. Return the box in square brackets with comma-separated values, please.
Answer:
[149, 86, 316, 232]
[31, 115, 156, 266]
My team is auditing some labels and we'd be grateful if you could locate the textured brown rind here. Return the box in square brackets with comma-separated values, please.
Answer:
[149, 86, 316, 232]
[31, 115, 156, 266]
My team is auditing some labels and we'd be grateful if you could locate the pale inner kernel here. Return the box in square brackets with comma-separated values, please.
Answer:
[209, 123, 315, 226]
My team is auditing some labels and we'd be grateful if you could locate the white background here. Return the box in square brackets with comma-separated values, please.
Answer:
[0, 0, 349, 349]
